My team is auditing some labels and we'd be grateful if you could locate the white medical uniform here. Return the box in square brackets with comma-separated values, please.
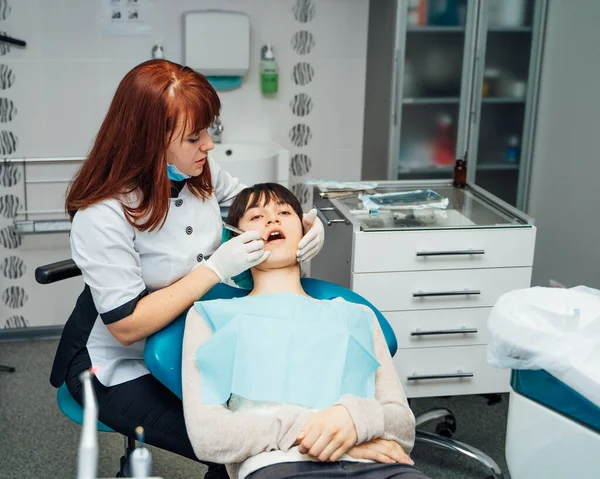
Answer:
[50, 158, 245, 388]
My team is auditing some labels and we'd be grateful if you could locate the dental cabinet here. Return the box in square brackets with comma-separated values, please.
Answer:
[311, 180, 536, 398]
[365, 0, 548, 210]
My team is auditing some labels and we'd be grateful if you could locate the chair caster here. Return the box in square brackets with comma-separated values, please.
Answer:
[435, 416, 457, 438]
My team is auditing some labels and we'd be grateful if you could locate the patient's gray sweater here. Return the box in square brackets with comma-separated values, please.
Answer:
[182, 300, 416, 479]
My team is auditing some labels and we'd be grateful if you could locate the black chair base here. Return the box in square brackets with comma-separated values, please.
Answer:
[0, 365, 15, 372]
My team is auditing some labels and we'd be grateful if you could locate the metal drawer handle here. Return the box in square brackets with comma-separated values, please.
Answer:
[315, 204, 349, 226]
[407, 370, 474, 381]
[410, 327, 478, 336]
[416, 249, 485, 257]
[413, 289, 481, 298]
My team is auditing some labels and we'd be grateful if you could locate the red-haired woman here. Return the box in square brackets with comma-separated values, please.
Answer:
[49, 59, 324, 478]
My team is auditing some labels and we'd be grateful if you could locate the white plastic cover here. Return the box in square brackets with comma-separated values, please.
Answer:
[487, 286, 600, 407]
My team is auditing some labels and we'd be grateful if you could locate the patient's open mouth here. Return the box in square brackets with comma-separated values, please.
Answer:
[265, 230, 286, 242]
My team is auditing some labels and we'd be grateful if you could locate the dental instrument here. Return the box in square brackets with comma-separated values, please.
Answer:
[222, 221, 245, 236]
[130, 426, 153, 478]
[78, 368, 98, 479]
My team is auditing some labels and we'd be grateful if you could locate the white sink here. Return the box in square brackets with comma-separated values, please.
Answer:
[209, 142, 289, 187]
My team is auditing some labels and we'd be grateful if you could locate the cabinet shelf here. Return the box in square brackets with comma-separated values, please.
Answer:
[477, 163, 519, 171]
[488, 26, 532, 33]
[398, 165, 453, 175]
[403, 97, 460, 105]
[482, 97, 525, 104]
[407, 26, 464, 33]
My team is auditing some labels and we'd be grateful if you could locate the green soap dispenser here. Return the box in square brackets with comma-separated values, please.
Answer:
[261, 45, 278, 94]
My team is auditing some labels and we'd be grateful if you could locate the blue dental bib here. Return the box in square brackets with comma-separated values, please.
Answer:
[194, 293, 380, 409]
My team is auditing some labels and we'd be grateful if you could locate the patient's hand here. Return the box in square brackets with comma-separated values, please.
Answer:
[296, 405, 358, 462]
[347, 438, 414, 465]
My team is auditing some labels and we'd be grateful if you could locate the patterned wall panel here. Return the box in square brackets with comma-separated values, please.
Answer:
[290, 0, 316, 213]
[0, 1, 26, 329]
[291, 31, 315, 55]
[290, 153, 312, 177]
[0, 193, 19, 217]
[4, 315, 28, 328]
[0, 0, 10, 21]
[0, 255, 25, 279]
[0, 130, 17, 154]
[291, 62, 314, 86]
[0, 224, 20, 249]
[0, 162, 20, 186]
[291, 183, 311, 205]
[289, 123, 312, 147]
[0, 97, 16, 122]
[290, 93, 313, 117]
[2, 285, 27, 308]
[0, 64, 14, 89]
[293, 0, 315, 23]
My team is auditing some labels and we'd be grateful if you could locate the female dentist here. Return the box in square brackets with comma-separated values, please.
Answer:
[49, 59, 324, 479]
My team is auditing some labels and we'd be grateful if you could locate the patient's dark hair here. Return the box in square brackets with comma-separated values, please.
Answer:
[227, 183, 304, 228]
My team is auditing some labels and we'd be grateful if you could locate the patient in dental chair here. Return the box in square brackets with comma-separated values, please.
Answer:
[182, 183, 429, 479]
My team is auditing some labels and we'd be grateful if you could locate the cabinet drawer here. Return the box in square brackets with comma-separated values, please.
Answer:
[394, 345, 510, 398]
[387, 308, 492, 349]
[353, 228, 536, 273]
[352, 267, 531, 312]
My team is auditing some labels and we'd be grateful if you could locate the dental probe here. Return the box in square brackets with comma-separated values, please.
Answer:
[222, 221, 245, 235]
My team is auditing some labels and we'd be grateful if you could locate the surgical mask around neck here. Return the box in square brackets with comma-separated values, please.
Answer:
[167, 163, 192, 181]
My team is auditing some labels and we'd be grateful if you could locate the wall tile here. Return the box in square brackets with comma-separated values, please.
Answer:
[312, 0, 369, 59]
[304, 57, 367, 151]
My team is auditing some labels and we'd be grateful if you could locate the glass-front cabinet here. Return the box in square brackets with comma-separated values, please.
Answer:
[389, 0, 547, 209]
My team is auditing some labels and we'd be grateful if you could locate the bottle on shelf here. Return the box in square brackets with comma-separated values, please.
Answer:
[482, 68, 500, 97]
[488, 0, 527, 28]
[403, 57, 418, 97]
[453, 153, 467, 188]
[432, 113, 455, 166]
[427, 0, 459, 26]
[407, 0, 420, 26]
[505, 135, 521, 163]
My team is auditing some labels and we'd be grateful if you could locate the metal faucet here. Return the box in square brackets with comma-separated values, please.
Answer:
[208, 117, 224, 144]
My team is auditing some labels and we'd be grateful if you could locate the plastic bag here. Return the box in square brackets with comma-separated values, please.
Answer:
[487, 286, 600, 373]
[359, 189, 449, 211]
[303, 179, 378, 190]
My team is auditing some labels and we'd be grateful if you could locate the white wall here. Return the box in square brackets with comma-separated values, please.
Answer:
[528, 0, 600, 289]
[0, 0, 370, 329]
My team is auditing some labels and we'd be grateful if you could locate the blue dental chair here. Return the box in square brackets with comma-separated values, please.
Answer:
[38, 260, 505, 479]
[144, 279, 398, 400]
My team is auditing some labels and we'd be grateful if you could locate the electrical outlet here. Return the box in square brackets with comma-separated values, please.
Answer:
[549, 279, 566, 288]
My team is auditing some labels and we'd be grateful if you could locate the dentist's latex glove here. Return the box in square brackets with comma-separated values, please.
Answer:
[204, 231, 270, 282]
[297, 209, 325, 263]
[347, 438, 414, 465]
[296, 405, 358, 462]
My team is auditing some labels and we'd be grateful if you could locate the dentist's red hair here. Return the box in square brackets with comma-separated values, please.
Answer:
[66, 59, 221, 231]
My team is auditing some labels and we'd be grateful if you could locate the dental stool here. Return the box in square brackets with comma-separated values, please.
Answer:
[145, 278, 505, 479]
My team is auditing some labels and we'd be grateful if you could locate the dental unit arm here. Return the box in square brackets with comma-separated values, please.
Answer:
[78, 369, 99, 479]
[76, 369, 156, 479]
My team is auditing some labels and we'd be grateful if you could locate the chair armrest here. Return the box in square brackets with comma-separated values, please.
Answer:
[35, 259, 82, 284]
